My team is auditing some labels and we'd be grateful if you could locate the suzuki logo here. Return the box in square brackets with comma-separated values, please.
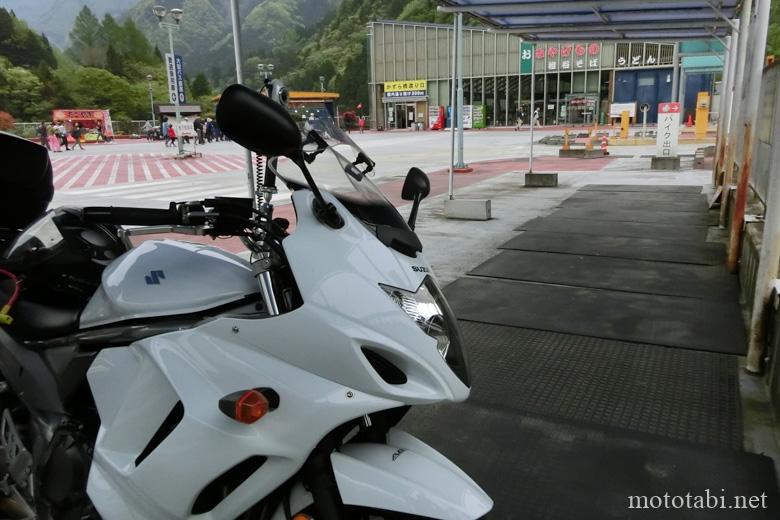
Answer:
[145, 270, 166, 285]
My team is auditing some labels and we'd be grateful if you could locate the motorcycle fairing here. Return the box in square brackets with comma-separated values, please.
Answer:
[331, 428, 493, 520]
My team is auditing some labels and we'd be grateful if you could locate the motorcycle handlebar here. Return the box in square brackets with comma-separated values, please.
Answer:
[82, 205, 181, 226]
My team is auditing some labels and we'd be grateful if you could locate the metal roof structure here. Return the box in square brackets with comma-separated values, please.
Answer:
[437, 0, 740, 41]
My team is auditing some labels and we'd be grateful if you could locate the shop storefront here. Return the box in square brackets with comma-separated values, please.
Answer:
[382, 80, 428, 129]
[367, 20, 723, 129]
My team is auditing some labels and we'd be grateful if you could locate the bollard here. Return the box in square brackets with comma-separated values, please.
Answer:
[563, 128, 570, 151]
[620, 110, 630, 139]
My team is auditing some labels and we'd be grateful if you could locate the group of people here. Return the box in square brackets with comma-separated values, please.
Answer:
[37, 121, 100, 152]
[141, 116, 225, 147]
[514, 107, 542, 130]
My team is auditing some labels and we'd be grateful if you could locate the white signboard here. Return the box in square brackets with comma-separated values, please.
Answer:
[165, 53, 186, 104]
[656, 102, 680, 157]
[609, 102, 637, 118]
[177, 119, 195, 138]
[463, 105, 473, 129]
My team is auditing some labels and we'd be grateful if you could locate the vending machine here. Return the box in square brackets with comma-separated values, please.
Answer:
[428, 105, 445, 130]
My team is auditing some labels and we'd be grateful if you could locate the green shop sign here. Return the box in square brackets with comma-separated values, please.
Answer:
[520, 42, 535, 74]
[471, 104, 486, 129]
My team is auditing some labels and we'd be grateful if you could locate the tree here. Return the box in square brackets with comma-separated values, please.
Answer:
[0, 60, 45, 120]
[67, 6, 104, 67]
[0, 111, 14, 131]
[190, 72, 211, 97]
[768, 3, 780, 57]
[106, 43, 124, 76]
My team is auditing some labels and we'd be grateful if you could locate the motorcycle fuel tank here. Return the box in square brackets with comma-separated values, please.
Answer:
[80, 240, 257, 328]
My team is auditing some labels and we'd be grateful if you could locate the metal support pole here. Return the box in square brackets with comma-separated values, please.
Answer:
[671, 43, 679, 102]
[528, 50, 535, 174]
[228, 0, 255, 201]
[727, 0, 771, 272]
[713, 30, 738, 185]
[448, 17, 457, 200]
[148, 82, 156, 127]
[167, 26, 184, 156]
[746, 74, 780, 373]
[720, 0, 753, 228]
[455, 13, 467, 168]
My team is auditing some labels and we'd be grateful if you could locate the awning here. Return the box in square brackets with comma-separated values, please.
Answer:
[682, 55, 725, 73]
[437, 1, 738, 41]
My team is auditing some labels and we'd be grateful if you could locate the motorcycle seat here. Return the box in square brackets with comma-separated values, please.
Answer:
[8, 300, 80, 341]
[0, 283, 80, 342]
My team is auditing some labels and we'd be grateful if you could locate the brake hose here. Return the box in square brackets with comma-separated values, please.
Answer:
[0, 268, 19, 325]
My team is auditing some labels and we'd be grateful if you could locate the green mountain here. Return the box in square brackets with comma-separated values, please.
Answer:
[1, 0, 138, 48]
[283, 0, 453, 109]
[127, 0, 341, 80]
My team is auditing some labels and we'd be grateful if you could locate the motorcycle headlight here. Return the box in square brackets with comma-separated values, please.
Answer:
[380, 276, 470, 386]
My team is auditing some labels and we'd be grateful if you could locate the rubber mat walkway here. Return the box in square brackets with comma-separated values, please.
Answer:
[402, 184, 779, 519]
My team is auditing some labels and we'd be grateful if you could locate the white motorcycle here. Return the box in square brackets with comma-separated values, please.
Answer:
[0, 84, 492, 519]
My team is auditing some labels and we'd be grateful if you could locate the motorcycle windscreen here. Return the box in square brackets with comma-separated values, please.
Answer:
[269, 105, 411, 235]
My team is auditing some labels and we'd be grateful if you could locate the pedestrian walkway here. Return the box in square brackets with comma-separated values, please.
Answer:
[48, 152, 246, 190]
[402, 184, 779, 519]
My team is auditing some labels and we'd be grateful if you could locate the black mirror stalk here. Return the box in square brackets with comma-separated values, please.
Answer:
[293, 154, 343, 229]
[401, 167, 430, 230]
[407, 193, 422, 230]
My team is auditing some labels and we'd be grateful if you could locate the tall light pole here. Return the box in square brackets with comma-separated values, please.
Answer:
[146, 74, 155, 126]
[153, 5, 184, 156]
[257, 63, 274, 88]
[319, 75, 325, 92]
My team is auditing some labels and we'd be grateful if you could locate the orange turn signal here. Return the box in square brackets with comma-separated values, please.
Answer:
[219, 388, 279, 424]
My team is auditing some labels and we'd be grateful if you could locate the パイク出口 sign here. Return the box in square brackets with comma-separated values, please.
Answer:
[656, 102, 680, 157]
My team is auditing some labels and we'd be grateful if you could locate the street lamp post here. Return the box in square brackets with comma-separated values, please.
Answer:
[146, 74, 155, 127]
[153, 5, 184, 156]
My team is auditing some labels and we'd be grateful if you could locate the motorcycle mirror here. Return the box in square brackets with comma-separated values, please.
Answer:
[216, 84, 301, 159]
[401, 167, 430, 230]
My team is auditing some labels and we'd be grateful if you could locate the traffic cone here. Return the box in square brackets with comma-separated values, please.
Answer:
[686, 114, 693, 127]
[600, 135, 609, 155]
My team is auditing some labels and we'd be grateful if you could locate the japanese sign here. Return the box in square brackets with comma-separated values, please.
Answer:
[521, 42, 599, 72]
[463, 105, 473, 129]
[384, 90, 426, 99]
[656, 102, 680, 158]
[165, 53, 186, 104]
[384, 80, 427, 93]
[520, 42, 534, 74]
[615, 43, 663, 68]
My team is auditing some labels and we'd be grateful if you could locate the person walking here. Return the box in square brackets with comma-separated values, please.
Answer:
[56, 121, 70, 151]
[533, 107, 542, 128]
[47, 122, 61, 152]
[161, 117, 169, 147]
[37, 122, 50, 150]
[95, 121, 105, 143]
[358, 116, 365, 134]
[194, 116, 204, 145]
[142, 121, 153, 141]
[71, 123, 85, 150]
[167, 122, 176, 147]
[514, 108, 524, 131]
